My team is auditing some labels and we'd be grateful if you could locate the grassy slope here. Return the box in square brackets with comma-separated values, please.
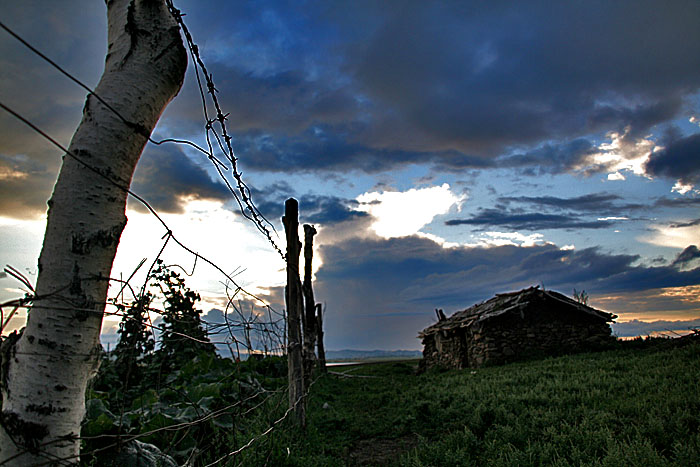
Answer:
[240, 340, 700, 466]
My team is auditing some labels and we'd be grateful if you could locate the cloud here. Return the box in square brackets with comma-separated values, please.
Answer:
[671, 245, 700, 270]
[0, 1, 107, 219]
[445, 209, 615, 231]
[156, 1, 700, 175]
[497, 139, 595, 175]
[2, 0, 699, 214]
[466, 232, 545, 248]
[670, 218, 700, 229]
[644, 132, 700, 187]
[0, 154, 55, 218]
[347, 1, 699, 156]
[301, 195, 369, 225]
[356, 184, 464, 238]
[246, 181, 369, 227]
[445, 192, 649, 232]
[499, 193, 642, 214]
[128, 145, 230, 214]
[571, 128, 658, 178]
[654, 196, 700, 210]
[642, 221, 700, 250]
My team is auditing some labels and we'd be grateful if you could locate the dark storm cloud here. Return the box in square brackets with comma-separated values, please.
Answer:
[347, 1, 700, 156]
[247, 181, 367, 226]
[670, 218, 700, 228]
[0, 1, 107, 218]
[314, 233, 700, 329]
[0, 153, 54, 218]
[129, 146, 230, 213]
[654, 197, 700, 209]
[671, 245, 700, 268]
[496, 139, 595, 175]
[163, 0, 700, 174]
[586, 100, 683, 139]
[499, 193, 645, 215]
[230, 127, 494, 174]
[445, 209, 614, 231]
[301, 195, 368, 225]
[235, 127, 432, 173]
[644, 133, 700, 185]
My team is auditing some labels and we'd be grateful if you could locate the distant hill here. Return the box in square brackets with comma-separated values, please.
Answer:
[326, 349, 422, 361]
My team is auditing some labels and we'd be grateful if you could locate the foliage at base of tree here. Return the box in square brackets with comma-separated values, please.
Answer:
[84, 353, 288, 465]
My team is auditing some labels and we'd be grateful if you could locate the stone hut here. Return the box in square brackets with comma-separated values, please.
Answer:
[418, 286, 616, 369]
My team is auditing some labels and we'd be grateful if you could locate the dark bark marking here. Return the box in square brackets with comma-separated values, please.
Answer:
[69, 262, 82, 297]
[1, 330, 22, 397]
[122, 0, 138, 65]
[37, 338, 57, 350]
[27, 403, 66, 416]
[0, 410, 49, 453]
[71, 221, 126, 255]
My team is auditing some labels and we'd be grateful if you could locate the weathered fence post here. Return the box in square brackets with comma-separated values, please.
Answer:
[282, 198, 305, 426]
[316, 303, 327, 373]
[302, 224, 318, 386]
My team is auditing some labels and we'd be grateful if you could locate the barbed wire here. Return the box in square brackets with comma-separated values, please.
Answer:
[163, 0, 285, 260]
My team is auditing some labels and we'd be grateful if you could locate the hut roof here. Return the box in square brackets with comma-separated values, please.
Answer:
[419, 286, 616, 338]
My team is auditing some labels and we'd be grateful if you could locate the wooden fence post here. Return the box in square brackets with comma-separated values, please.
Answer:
[316, 303, 327, 373]
[282, 198, 305, 426]
[302, 224, 318, 387]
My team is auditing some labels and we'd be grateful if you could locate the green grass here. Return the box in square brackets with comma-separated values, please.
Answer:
[236, 340, 700, 466]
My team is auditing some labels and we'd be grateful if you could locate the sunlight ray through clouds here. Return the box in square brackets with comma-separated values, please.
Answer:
[356, 184, 464, 239]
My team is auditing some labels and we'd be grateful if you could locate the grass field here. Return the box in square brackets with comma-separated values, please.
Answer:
[237, 338, 700, 466]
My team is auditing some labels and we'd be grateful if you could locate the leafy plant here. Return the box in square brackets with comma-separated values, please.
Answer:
[112, 293, 155, 390]
[150, 261, 217, 373]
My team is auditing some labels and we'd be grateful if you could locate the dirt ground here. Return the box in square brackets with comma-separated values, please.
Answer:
[348, 434, 420, 466]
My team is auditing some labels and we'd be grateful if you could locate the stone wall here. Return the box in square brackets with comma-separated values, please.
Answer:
[420, 329, 468, 369]
[421, 306, 614, 370]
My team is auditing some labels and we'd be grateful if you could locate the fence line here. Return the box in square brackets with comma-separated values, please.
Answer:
[0, 2, 334, 463]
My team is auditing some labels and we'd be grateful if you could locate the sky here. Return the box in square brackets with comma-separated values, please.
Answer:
[1, 0, 700, 351]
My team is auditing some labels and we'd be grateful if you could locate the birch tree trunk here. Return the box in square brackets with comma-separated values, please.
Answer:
[0, 0, 186, 463]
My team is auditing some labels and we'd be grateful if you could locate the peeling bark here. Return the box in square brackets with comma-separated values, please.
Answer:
[0, 0, 186, 463]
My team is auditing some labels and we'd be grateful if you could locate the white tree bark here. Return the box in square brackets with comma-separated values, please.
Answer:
[0, 0, 186, 463]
